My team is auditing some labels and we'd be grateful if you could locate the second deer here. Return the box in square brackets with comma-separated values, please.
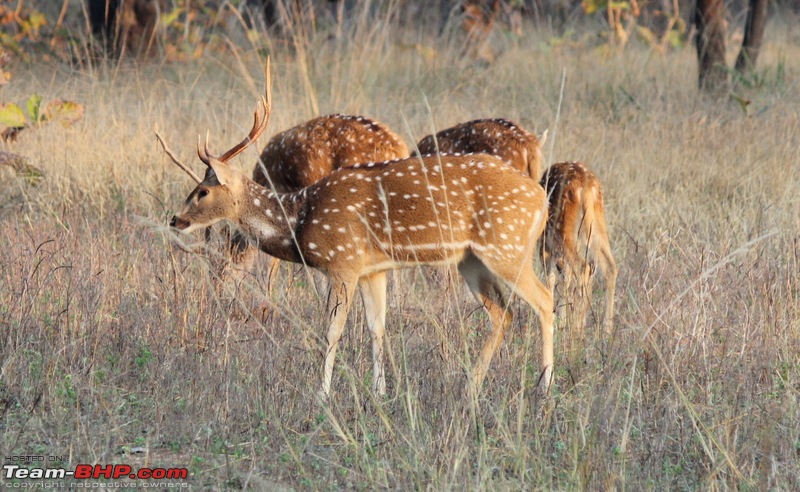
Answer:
[539, 161, 617, 335]
[415, 118, 544, 180]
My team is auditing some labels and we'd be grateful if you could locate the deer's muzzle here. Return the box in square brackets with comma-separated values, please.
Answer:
[170, 216, 191, 230]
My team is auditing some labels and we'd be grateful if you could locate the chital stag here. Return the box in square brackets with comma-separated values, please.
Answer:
[416, 118, 544, 180]
[225, 114, 409, 286]
[161, 73, 555, 399]
[539, 162, 617, 334]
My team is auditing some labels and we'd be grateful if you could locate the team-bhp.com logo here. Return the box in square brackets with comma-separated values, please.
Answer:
[3, 457, 188, 486]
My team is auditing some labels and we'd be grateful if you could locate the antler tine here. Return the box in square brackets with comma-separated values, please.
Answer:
[154, 126, 202, 184]
[216, 101, 269, 163]
[214, 57, 272, 163]
[197, 131, 211, 166]
[204, 130, 214, 163]
[264, 56, 272, 119]
[193, 57, 272, 166]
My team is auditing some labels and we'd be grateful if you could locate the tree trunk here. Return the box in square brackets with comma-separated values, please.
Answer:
[88, 0, 162, 58]
[735, 0, 769, 74]
[694, 0, 729, 94]
[243, 0, 280, 30]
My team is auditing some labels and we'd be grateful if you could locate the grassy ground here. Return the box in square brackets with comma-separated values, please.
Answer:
[1, 15, 799, 490]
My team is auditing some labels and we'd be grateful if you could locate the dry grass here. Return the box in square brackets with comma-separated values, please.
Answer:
[1, 14, 799, 490]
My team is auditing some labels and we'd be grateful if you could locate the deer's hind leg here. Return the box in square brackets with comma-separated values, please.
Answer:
[470, 246, 555, 395]
[590, 217, 617, 335]
[458, 252, 513, 394]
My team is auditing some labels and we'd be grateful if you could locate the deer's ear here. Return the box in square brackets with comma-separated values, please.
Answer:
[205, 158, 241, 187]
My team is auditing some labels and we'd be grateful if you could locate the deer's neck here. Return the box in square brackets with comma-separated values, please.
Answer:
[238, 182, 308, 264]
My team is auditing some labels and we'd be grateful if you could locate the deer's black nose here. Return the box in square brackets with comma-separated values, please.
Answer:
[170, 216, 191, 230]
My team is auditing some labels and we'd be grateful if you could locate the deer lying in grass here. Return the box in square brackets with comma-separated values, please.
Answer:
[539, 162, 617, 335]
[222, 114, 409, 288]
[415, 118, 544, 180]
[161, 68, 555, 399]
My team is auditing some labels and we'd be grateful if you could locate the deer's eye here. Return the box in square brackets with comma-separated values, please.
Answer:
[198, 189, 209, 199]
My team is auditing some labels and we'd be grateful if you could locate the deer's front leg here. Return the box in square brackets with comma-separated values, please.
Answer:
[358, 272, 388, 396]
[321, 275, 358, 397]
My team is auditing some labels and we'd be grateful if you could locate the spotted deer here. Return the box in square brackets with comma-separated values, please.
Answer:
[416, 118, 544, 180]
[161, 70, 555, 399]
[223, 114, 409, 287]
[539, 162, 617, 335]
[255, 114, 409, 192]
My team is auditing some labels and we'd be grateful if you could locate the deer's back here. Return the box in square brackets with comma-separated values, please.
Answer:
[254, 115, 409, 192]
[296, 154, 546, 270]
[416, 119, 542, 178]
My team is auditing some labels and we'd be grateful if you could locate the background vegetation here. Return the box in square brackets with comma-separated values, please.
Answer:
[1, 1, 798, 489]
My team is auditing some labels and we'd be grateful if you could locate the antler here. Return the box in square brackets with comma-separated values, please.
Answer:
[154, 126, 202, 184]
[198, 57, 272, 166]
